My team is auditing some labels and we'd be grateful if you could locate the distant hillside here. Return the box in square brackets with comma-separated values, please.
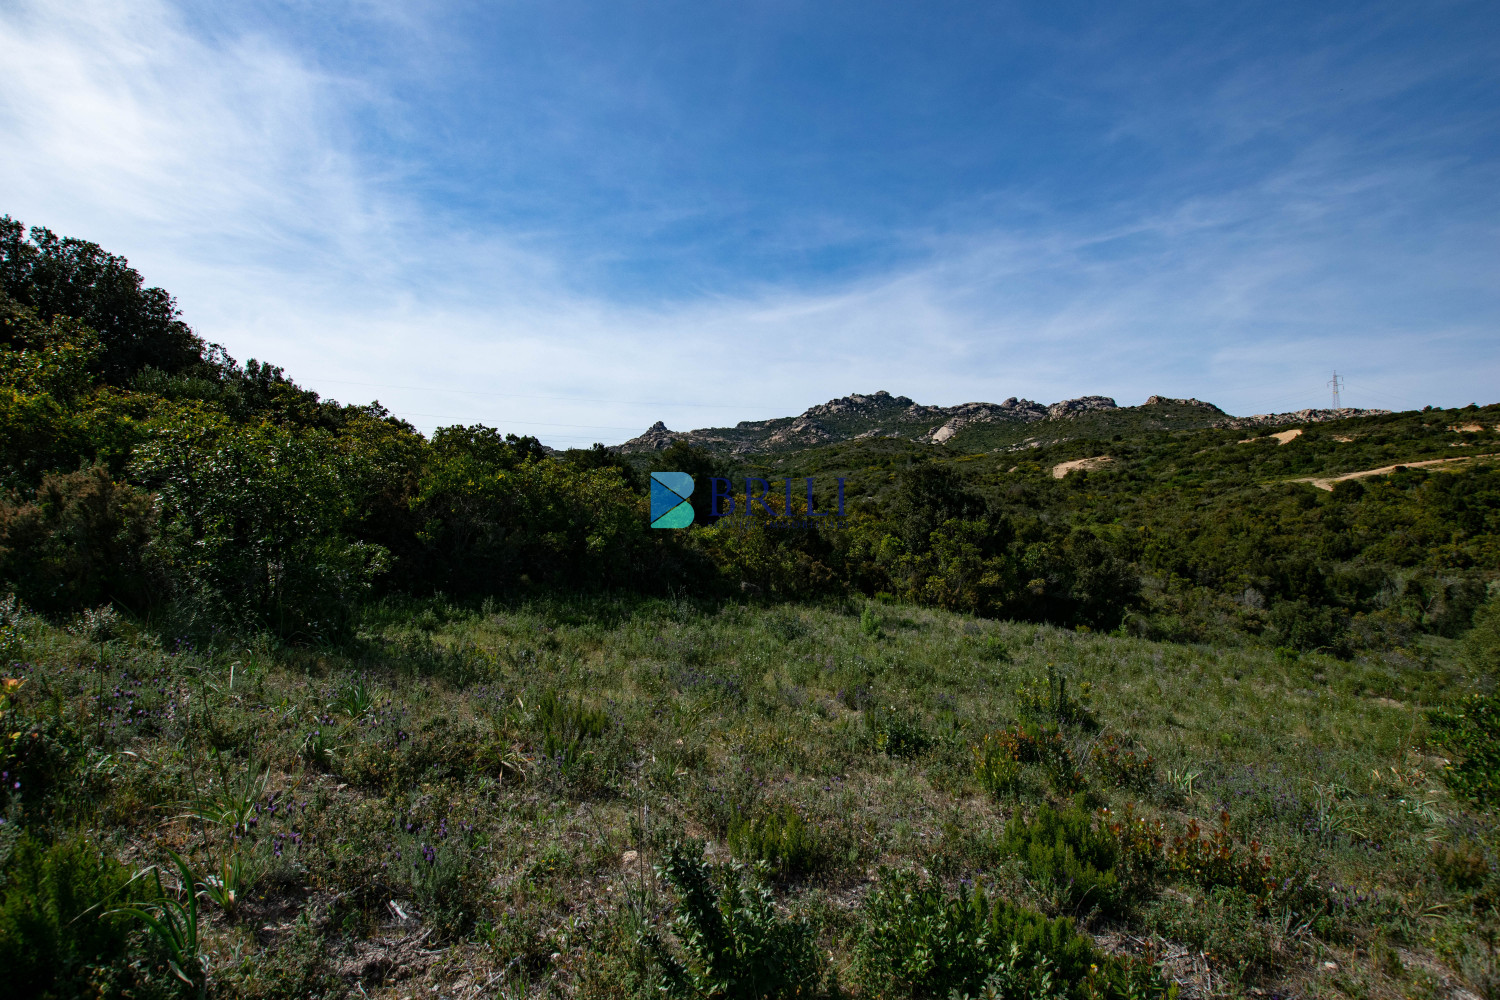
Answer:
[616, 390, 1388, 455]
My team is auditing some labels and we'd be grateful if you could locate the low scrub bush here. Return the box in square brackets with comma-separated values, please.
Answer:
[1429, 692, 1500, 806]
[972, 724, 1083, 796]
[1089, 732, 1157, 791]
[1143, 886, 1281, 983]
[0, 832, 140, 998]
[1164, 812, 1275, 899]
[1016, 665, 1097, 730]
[393, 823, 479, 941]
[649, 840, 826, 1000]
[534, 689, 609, 758]
[727, 805, 832, 878]
[999, 803, 1123, 915]
[972, 733, 1023, 797]
[225, 910, 341, 1000]
[865, 704, 930, 758]
[853, 870, 1171, 999]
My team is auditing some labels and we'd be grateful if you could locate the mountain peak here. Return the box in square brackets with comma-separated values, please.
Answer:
[614, 390, 1379, 456]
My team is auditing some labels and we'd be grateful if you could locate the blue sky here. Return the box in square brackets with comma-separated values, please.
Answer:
[1, 1, 1497, 445]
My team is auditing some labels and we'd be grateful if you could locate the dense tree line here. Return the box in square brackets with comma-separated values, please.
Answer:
[2, 216, 1496, 651]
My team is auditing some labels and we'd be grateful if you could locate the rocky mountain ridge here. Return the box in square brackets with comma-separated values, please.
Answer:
[616, 390, 1386, 455]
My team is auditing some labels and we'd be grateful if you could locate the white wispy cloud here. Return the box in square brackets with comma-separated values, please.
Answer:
[1, 0, 1494, 446]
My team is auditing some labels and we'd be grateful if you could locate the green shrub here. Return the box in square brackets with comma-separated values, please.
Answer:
[650, 841, 825, 1000]
[1016, 665, 1097, 730]
[866, 704, 930, 758]
[727, 806, 829, 878]
[1466, 592, 1500, 673]
[972, 734, 1022, 798]
[853, 870, 1093, 997]
[532, 689, 612, 785]
[1429, 693, 1500, 806]
[1089, 732, 1157, 791]
[999, 804, 1122, 914]
[1431, 840, 1492, 892]
[971, 724, 1083, 796]
[130, 414, 388, 642]
[0, 832, 139, 999]
[225, 910, 340, 1000]
[0, 465, 159, 615]
[855, 870, 1173, 999]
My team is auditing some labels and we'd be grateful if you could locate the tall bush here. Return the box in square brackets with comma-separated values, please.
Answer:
[130, 410, 386, 640]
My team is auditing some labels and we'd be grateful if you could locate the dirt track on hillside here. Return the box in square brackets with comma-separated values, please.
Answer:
[1293, 453, 1498, 490]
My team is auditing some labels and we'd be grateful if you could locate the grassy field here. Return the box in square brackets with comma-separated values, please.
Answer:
[3, 592, 1495, 999]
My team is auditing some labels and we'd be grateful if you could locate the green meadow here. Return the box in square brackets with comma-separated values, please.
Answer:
[3, 591, 1497, 998]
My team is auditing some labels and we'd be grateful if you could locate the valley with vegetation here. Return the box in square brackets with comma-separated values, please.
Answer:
[3, 217, 1500, 1000]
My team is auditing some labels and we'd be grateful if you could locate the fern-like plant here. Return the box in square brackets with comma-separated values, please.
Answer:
[650, 840, 825, 999]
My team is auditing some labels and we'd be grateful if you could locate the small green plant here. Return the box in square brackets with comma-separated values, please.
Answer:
[1143, 886, 1278, 983]
[650, 840, 825, 999]
[957, 942, 1066, 1000]
[856, 870, 1176, 999]
[971, 724, 1083, 795]
[533, 689, 610, 766]
[1431, 840, 1491, 891]
[1163, 767, 1201, 799]
[977, 634, 1011, 662]
[180, 755, 270, 841]
[867, 704, 930, 758]
[396, 830, 478, 941]
[860, 605, 884, 638]
[1164, 812, 1274, 899]
[727, 805, 830, 878]
[972, 735, 1023, 797]
[198, 851, 248, 915]
[1016, 664, 1097, 730]
[110, 848, 208, 997]
[329, 674, 375, 719]
[1308, 781, 1367, 842]
[999, 803, 1123, 915]
[178, 755, 268, 914]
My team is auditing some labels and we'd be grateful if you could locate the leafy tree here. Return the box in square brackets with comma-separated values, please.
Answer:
[887, 460, 986, 552]
[129, 410, 386, 640]
[563, 443, 642, 492]
[1, 218, 205, 383]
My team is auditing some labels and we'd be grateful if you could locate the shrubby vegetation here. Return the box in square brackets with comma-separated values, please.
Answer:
[3, 215, 1500, 997]
[5, 218, 1499, 651]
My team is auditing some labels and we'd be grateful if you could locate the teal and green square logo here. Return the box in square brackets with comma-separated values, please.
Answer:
[650, 472, 695, 528]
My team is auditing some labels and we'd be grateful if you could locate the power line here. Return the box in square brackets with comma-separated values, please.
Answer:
[395, 411, 644, 431]
[307, 377, 749, 410]
[1328, 370, 1344, 409]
